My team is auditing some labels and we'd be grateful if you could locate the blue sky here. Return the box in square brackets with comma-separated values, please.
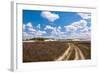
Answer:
[23, 10, 91, 40]
[23, 10, 81, 27]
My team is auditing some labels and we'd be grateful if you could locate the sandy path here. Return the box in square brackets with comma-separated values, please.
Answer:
[73, 44, 85, 60]
[78, 44, 89, 50]
[55, 43, 72, 61]
[55, 43, 85, 61]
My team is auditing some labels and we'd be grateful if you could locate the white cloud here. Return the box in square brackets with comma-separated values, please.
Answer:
[80, 26, 90, 33]
[67, 32, 90, 39]
[35, 30, 46, 36]
[23, 32, 33, 40]
[58, 26, 61, 30]
[49, 26, 64, 37]
[23, 30, 46, 40]
[23, 20, 91, 40]
[64, 20, 91, 39]
[23, 22, 47, 39]
[28, 29, 46, 37]
[24, 22, 36, 32]
[26, 22, 33, 28]
[22, 23, 35, 40]
[51, 28, 58, 36]
[64, 25, 77, 32]
[64, 20, 87, 32]
[44, 25, 55, 30]
[44, 25, 65, 38]
[56, 27, 64, 35]
[28, 27, 36, 32]
[77, 31, 90, 40]
[41, 11, 59, 22]
[72, 20, 87, 29]
[78, 13, 91, 20]
[37, 24, 41, 29]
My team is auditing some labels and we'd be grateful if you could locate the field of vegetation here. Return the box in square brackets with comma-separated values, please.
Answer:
[23, 41, 91, 62]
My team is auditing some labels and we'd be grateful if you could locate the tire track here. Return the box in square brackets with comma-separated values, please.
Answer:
[73, 45, 80, 60]
[73, 44, 85, 60]
[55, 43, 72, 61]
[77, 44, 91, 59]
[78, 44, 90, 50]
[55, 43, 86, 61]
[63, 46, 74, 60]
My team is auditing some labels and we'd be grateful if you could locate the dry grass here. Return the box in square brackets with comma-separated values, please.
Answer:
[74, 41, 91, 59]
[23, 41, 91, 62]
[23, 41, 69, 62]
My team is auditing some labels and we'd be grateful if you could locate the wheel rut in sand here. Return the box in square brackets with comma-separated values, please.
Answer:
[55, 43, 85, 61]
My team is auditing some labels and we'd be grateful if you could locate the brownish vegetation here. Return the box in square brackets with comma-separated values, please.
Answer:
[74, 41, 91, 59]
[23, 41, 69, 62]
[23, 41, 91, 62]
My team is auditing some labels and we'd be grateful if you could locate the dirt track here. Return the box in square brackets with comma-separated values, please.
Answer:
[56, 43, 86, 61]
[23, 41, 91, 62]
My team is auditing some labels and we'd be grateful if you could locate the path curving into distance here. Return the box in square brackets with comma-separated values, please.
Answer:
[55, 43, 86, 61]
[23, 41, 90, 62]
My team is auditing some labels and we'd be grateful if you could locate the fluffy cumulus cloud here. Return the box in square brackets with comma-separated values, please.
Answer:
[41, 11, 60, 22]
[37, 24, 41, 29]
[77, 13, 91, 20]
[28, 28, 36, 32]
[64, 25, 77, 32]
[44, 25, 55, 30]
[44, 20, 91, 39]
[52, 28, 64, 36]
[23, 22, 46, 40]
[23, 20, 91, 40]
[64, 20, 87, 32]
[23, 32, 33, 40]
[64, 20, 91, 39]
[44, 25, 64, 38]
[72, 20, 87, 29]
[26, 22, 36, 32]
[80, 26, 90, 33]
[35, 30, 46, 36]
[26, 22, 33, 28]
[67, 32, 91, 40]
